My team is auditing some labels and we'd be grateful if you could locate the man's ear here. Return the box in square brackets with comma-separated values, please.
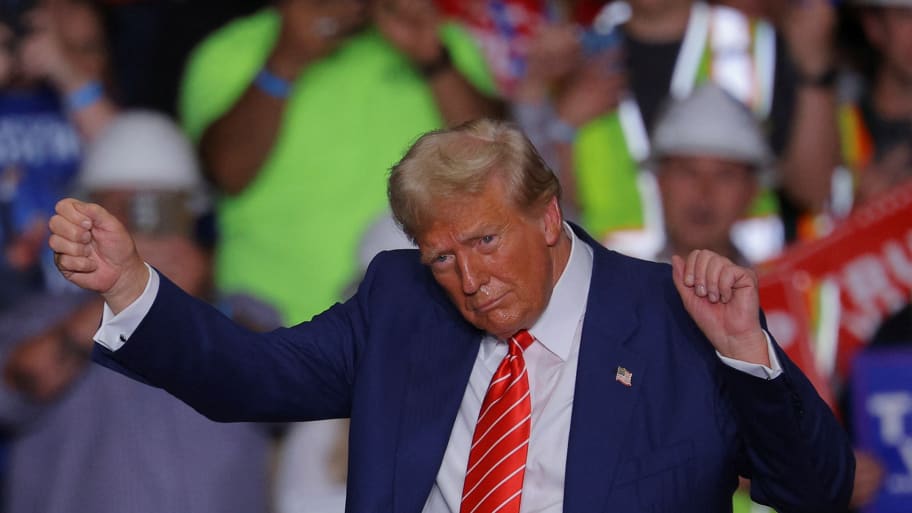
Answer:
[541, 196, 563, 246]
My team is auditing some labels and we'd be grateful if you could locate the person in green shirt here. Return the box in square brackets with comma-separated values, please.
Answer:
[179, 0, 498, 324]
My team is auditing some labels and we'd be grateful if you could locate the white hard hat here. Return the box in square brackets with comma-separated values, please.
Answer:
[650, 83, 773, 171]
[80, 110, 202, 192]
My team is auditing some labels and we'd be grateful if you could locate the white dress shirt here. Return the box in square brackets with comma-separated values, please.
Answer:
[94, 226, 783, 513]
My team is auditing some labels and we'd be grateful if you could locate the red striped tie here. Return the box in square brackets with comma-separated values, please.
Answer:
[460, 330, 535, 513]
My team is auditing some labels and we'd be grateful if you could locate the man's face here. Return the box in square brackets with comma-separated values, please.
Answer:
[658, 155, 757, 254]
[287, 0, 369, 38]
[57, 1, 108, 80]
[416, 177, 564, 340]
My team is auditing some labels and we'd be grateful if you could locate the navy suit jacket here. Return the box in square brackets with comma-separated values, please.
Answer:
[96, 227, 854, 513]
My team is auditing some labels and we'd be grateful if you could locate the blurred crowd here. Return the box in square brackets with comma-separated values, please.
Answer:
[0, 0, 910, 512]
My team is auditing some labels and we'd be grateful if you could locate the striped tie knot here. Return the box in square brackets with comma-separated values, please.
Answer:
[509, 329, 534, 355]
[460, 330, 535, 513]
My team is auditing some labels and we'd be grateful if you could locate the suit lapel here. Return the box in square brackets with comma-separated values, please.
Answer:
[563, 242, 649, 513]
[392, 287, 482, 513]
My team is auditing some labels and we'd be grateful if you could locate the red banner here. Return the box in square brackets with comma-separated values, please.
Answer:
[758, 180, 912, 406]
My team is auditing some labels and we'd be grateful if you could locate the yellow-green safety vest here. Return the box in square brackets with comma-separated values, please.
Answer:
[574, 2, 782, 261]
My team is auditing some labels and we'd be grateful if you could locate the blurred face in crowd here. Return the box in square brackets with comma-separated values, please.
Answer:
[862, 6, 912, 86]
[0, 0, 108, 87]
[658, 155, 757, 256]
[286, 0, 369, 38]
[56, 0, 108, 79]
[416, 176, 566, 341]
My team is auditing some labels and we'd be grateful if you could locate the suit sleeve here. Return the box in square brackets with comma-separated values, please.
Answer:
[92, 260, 381, 423]
[721, 328, 855, 512]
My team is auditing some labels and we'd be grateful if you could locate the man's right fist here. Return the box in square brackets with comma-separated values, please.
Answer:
[48, 198, 148, 314]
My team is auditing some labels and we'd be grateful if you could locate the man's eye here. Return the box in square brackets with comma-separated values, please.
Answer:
[480, 235, 496, 245]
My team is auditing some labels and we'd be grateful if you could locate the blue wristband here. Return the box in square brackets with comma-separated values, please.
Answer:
[65, 81, 104, 112]
[254, 68, 293, 99]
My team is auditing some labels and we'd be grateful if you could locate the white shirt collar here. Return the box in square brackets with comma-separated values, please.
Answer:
[526, 223, 594, 361]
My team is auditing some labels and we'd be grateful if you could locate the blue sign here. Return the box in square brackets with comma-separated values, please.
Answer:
[852, 348, 912, 513]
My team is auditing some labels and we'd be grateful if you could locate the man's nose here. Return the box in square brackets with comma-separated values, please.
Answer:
[458, 254, 488, 295]
[693, 171, 721, 199]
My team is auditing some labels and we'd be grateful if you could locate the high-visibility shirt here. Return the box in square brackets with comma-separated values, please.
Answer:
[574, 2, 782, 261]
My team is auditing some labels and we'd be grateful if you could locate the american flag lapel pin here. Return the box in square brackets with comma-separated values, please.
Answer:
[615, 366, 633, 387]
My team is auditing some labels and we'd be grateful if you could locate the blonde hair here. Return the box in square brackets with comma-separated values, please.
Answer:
[388, 119, 561, 240]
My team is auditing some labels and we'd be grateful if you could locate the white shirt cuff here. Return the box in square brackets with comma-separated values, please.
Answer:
[716, 330, 783, 380]
[93, 263, 160, 351]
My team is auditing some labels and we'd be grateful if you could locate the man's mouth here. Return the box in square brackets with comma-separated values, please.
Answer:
[473, 294, 506, 314]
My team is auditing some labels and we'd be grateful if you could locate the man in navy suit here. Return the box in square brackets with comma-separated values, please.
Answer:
[48, 119, 854, 512]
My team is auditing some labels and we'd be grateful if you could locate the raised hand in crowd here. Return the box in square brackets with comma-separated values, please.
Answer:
[15, 0, 116, 139]
[373, 0, 441, 65]
[268, 0, 368, 78]
[514, 23, 583, 104]
[778, 0, 835, 83]
[373, 0, 500, 125]
[18, 2, 103, 93]
[774, 0, 840, 213]
[200, 0, 369, 195]
[553, 48, 626, 131]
